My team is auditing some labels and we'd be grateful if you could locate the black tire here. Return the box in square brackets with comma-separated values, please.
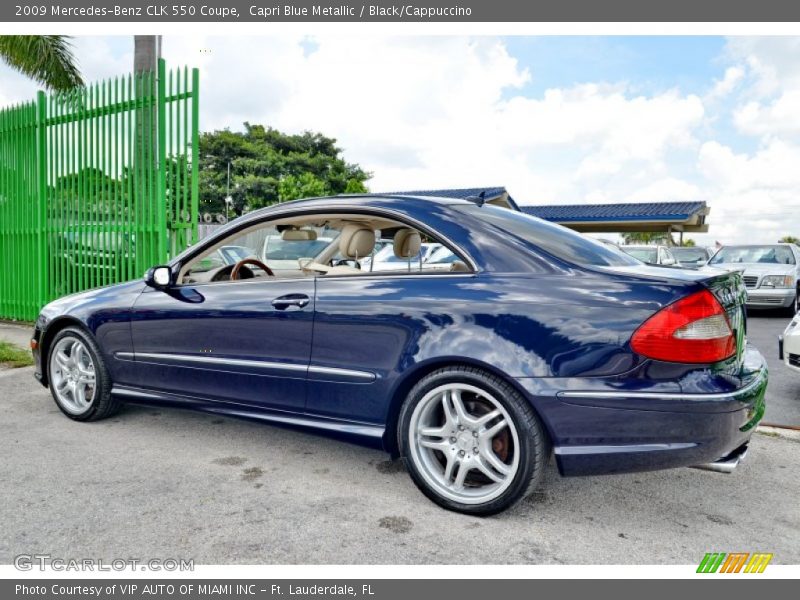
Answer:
[47, 326, 122, 422]
[787, 289, 800, 317]
[398, 366, 548, 516]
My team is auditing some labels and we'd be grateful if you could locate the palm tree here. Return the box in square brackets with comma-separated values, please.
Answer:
[0, 35, 82, 91]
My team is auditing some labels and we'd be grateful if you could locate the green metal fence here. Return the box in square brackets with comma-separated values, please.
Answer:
[0, 59, 199, 321]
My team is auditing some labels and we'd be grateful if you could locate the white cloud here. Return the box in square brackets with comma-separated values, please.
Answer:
[6, 34, 800, 245]
[706, 66, 744, 101]
[161, 35, 706, 212]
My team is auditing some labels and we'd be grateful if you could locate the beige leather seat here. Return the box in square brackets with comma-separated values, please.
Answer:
[325, 224, 376, 276]
[393, 228, 422, 272]
[281, 229, 317, 241]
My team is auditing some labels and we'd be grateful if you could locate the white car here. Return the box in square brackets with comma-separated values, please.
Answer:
[619, 244, 678, 266]
[780, 315, 800, 374]
[709, 244, 800, 315]
[365, 242, 441, 272]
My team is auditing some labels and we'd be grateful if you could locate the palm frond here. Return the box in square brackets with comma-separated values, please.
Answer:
[0, 35, 83, 91]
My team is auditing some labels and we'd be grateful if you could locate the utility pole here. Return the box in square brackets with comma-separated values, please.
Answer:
[134, 35, 161, 73]
[133, 35, 163, 268]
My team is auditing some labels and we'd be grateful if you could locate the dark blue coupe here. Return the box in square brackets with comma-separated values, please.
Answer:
[32, 194, 768, 515]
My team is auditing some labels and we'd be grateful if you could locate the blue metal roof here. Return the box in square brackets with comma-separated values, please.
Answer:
[520, 201, 707, 223]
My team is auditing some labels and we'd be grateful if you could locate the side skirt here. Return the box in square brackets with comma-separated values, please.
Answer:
[111, 385, 386, 450]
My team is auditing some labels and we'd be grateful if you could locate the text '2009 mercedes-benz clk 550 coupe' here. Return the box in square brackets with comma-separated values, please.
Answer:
[31, 194, 768, 515]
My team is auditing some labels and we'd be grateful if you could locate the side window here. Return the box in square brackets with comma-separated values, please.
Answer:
[179, 211, 472, 284]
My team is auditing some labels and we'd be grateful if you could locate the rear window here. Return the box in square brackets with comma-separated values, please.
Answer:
[458, 205, 639, 267]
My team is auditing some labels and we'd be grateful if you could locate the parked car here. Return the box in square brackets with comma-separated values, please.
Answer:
[708, 244, 800, 315]
[364, 242, 441, 272]
[32, 194, 767, 515]
[620, 244, 679, 266]
[779, 314, 800, 374]
[670, 246, 713, 269]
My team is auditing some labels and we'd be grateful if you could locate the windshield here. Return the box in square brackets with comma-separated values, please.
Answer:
[671, 247, 707, 263]
[263, 238, 330, 260]
[458, 205, 639, 267]
[622, 247, 658, 263]
[219, 246, 252, 264]
[710, 245, 796, 265]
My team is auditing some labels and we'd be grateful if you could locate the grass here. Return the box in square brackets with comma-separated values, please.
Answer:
[0, 341, 34, 368]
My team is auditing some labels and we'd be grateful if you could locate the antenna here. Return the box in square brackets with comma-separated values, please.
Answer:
[466, 191, 487, 207]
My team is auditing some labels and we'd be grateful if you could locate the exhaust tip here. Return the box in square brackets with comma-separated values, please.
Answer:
[691, 444, 748, 474]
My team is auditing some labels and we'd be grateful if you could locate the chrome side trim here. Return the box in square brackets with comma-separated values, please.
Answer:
[115, 352, 375, 381]
[558, 373, 766, 403]
[554, 442, 696, 456]
[308, 365, 375, 381]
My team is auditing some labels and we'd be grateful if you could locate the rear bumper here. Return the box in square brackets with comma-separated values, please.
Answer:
[516, 346, 768, 476]
[745, 287, 795, 308]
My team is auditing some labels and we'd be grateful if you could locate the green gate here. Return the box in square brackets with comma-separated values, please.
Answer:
[0, 59, 198, 321]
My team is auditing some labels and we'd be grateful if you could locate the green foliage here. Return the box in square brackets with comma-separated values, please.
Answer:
[622, 232, 668, 245]
[199, 123, 371, 215]
[0, 35, 82, 91]
[0, 341, 34, 368]
[681, 238, 696, 247]
[779, 235, 799, 244]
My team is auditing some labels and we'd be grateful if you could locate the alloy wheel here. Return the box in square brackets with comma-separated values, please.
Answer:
[49, 336, 97, 415]
[407, 383, 520, 505]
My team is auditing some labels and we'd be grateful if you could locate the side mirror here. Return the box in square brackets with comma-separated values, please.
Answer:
[145, 265, 172, 289]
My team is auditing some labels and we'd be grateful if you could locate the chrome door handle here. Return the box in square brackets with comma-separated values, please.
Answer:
[271, 294, 310, 309]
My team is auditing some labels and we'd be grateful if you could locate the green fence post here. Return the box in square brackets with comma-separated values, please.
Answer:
[191, 67, 199, 245]
[156, 59, 167, 262]
[36, 91, 47, 313]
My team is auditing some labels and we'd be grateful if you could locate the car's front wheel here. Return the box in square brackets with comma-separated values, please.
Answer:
[788, 288, 800, 317]
[399, 366, 548, 515]
[47, 327, 121, 421]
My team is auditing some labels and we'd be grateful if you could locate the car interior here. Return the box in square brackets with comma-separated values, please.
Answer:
[179, 213, 471, 285]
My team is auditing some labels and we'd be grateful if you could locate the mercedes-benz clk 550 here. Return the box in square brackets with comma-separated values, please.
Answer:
[32, 194, 768, 515]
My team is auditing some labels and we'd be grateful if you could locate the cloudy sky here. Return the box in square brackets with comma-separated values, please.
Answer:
[2, 35, 800, 245]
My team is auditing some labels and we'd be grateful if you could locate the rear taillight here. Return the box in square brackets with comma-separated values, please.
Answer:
[631, 289, 736, 363]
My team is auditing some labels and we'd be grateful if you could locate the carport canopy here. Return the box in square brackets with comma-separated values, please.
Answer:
[382, 188, 709, 236]
[519, 201, 710, 234]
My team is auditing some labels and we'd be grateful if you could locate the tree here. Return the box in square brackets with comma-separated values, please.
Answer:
[0, 35, 82, 91]
[779, 235, 799, 244]
[680, 238, 696, 247]
[199, 124, 371, 215]
[622, 232, 667, 245]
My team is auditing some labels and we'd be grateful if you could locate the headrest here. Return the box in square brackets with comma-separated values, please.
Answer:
[282, 229, 317, 241]
[338, 224, 375, 259]
[394, 228, 421, 259]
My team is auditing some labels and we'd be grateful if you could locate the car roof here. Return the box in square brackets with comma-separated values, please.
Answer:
[251, 193, 472, 214]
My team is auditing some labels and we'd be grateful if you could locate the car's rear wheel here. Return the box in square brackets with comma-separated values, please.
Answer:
[48, 327, 121, 421]
[399, 366, 548, 515]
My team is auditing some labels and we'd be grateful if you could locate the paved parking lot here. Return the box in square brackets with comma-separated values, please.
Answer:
[1, 345, 799, 564]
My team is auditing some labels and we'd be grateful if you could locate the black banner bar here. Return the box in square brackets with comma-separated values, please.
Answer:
[5, 0, 800, 22]
[3, 579, 798, 600]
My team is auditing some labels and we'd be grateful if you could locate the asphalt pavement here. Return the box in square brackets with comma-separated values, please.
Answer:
[0, 362, 798, 565]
